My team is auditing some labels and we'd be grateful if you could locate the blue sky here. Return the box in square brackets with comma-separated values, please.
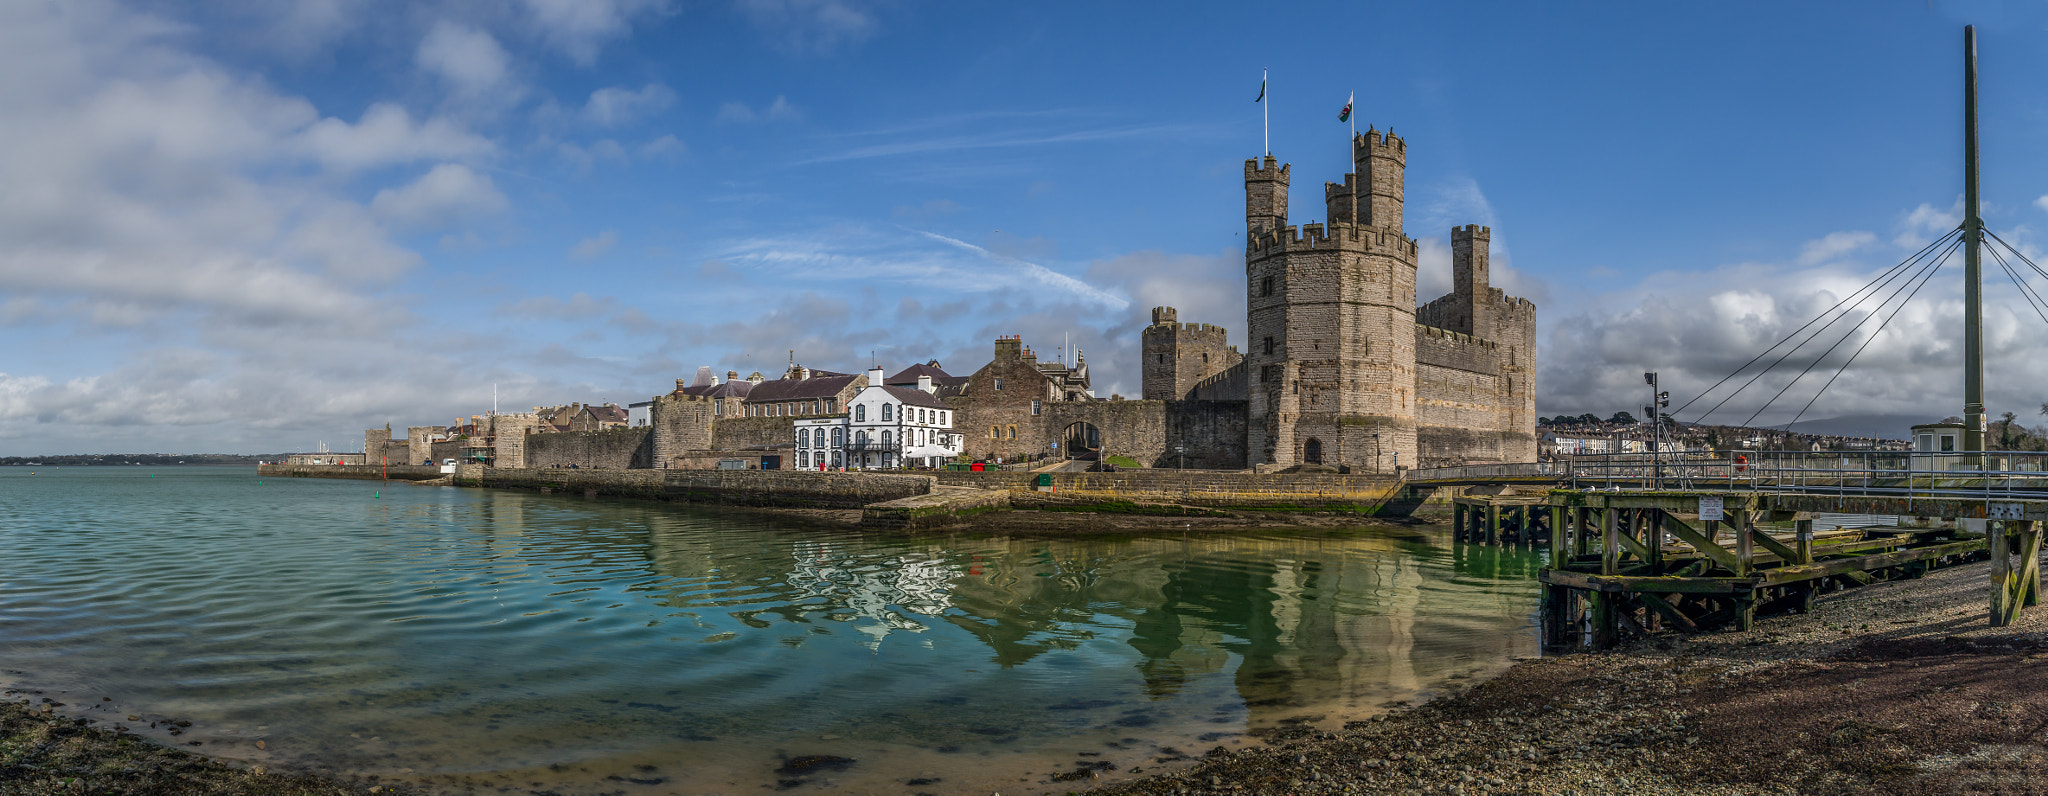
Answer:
[4, 0, 2048, 454]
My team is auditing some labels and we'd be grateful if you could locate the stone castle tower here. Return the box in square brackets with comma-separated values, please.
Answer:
[1244, 129, 1535, 472]
[1141, 306, 1243, 401]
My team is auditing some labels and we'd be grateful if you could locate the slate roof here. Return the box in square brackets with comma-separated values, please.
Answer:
[885, 362, 966, 388]
[677, 381, 753, 400]
[878, 384, 949, 409]
[582, 404, 629, 424]
[745, 374, 860, 402]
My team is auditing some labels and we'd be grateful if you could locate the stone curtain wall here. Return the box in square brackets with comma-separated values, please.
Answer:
[1165, 400, 1250, 469]
[525, 427, 653, 469]
[1141, 307, 1243, 402]
[429, 440, 464, 464]
[649, 394, 713, 465]
[708, 416, 795, 455]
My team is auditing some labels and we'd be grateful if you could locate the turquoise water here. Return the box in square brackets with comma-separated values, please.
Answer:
[0, 466, 1543, 794]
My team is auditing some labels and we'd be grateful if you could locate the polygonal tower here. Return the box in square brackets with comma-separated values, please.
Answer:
[1244, 130, 1419, 472]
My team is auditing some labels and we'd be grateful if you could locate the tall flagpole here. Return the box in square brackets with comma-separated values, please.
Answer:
[1263, 68, 1270, 156]
[1349, 90, 1356, 226]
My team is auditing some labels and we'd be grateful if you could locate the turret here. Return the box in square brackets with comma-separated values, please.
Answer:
[1452, 224, 1492, 336]
[1355, 129, 1405, 232]
[1245, 156, 1290, 239]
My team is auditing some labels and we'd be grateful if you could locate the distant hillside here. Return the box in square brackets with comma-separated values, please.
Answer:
[0, 454, 277, 466]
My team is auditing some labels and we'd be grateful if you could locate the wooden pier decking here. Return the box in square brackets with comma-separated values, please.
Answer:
[1536, 490, 2044, 649]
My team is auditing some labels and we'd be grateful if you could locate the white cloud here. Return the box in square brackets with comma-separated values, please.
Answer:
[1798, 230, 1876, 265]
[1896, 200, 1961, 248]
[294, 103, 495, 171]
[638, 134, 686, 159]
[416, 22, 519, 107]
[716, 95, 801, 123]
[734, 0, 878, 52]
[369, 163, 510, 231]
[520, 0, 670, 65]
[584, 83, 675, 127]
[571, 229, 620, 259]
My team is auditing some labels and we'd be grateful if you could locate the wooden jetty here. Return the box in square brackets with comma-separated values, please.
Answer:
[1451, 492, 1551, 546]
[1538, 490, 2043, 650]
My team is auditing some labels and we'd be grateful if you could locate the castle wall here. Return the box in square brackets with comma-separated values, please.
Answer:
[363, 427, 390, 460]
[1141, 307, 1243, 402]
[406, 426, 437, 466]
[525, 427, 653, 469]
[709, 416, 796, 454]
[490, 413, 543, 469]
[650, 394, 714, 465]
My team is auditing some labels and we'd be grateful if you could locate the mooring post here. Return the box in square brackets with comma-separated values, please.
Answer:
[1794, 518, 1814, 565]
[1549, 505, 1566, 561]
[1488, 502, 1501, 545]
[1601, 506, 1619, 575]
[1648, 509, 1665, 575]
[1574, 506, 1592, 558]
[1732, 508, 1753, 576]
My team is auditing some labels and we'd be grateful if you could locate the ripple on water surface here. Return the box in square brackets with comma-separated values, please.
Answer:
[0, 466, 1544, 794]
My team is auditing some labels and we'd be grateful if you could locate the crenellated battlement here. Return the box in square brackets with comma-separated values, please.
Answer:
[1245, 223, 1418, 259]
[1353, 128, 1407, 161]
[1452, 224, 1490, 239]
[1416, 323, 1498, 349]
[1243, 156, 1290, 180]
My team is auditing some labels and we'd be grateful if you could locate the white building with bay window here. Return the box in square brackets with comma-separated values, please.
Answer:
[793, 367, 963, 470]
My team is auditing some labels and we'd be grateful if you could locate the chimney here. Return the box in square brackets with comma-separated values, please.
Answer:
[726, 370, 738, 383]
[867, 366, 885, 386]
[917, 374, 934, 393]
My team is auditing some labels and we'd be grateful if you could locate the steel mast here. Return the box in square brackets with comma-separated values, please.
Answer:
[1963, 25, 1986, 453]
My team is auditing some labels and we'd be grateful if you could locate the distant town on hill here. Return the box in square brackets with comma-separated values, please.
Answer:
[0, 454, 275, 466]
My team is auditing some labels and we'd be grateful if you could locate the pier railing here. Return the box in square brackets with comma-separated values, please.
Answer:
[1557, 450, 2048, 500]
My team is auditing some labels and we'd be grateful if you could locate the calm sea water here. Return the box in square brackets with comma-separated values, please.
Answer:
[0, 466, 1543, 794]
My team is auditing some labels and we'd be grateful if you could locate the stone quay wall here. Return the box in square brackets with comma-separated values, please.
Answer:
[664, 470, 932, 508]
[933, 469, 1404, 510]
[461, 467, 668, 499]
[524, 427, 653, 470]
[257, 464, 445, 481]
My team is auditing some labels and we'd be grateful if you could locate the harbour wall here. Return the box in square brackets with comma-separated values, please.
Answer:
[258, 464, 445, 481]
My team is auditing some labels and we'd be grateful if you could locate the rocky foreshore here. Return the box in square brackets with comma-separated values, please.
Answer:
[0, 697, 408, 796]
[1085, 551, 2048, 796]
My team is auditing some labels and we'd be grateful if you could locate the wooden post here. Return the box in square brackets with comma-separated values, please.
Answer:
[1488, 503, 1501, 545]
[1602, 506, 1619, 576]
[1574, 506, 1591, 558]
[1648, 509, 1665, 576]
[1794, 518, 1814, 566]
[1733, 508, 1753, 576]
[1549, 505, 1566, 562]
[1454, 502, 1466, 542]
[2022, 520, 2041, 608]
[1993, 520, 2014, 627]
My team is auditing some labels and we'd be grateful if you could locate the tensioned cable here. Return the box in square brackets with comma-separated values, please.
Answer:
[1779, 245, 1954, 431]
[1671, 226, 1961, 421]
[1987, 230, 2048, 298]
[1741, 236, 1960, 428]
[1686, 227, 1964, 425]
[1985, 243, 2048, 328]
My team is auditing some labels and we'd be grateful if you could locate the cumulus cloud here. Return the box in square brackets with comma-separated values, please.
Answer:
[1798, 230, 1876, 265]
[583, 83, 674, 126]
[416, 22, 520, 108]
[520, 0, 670, 65]
[716, 95, 801, 123]
[1538, 227, 2048, 435]
[369, 163, 510, 231]
[734, 0, 878, 52]
[571, 229, 620, 259]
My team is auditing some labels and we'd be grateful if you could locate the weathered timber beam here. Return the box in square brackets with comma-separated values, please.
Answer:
[1767, 493, 2048, 520]
[1659, 514, 1739, 571]
[1758, 539, 1985, 586]
[1538, 569, 1753, 594]
[1639, 592, 1701, 633]
[1612, 522, 1654, 564]
[1748, 526, 1802, 564]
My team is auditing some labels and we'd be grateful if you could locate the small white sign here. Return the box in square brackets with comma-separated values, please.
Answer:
[1698, 497, 1725, 522]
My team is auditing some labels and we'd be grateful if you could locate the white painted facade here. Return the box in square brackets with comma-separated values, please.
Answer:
[792, 368, 963, 470]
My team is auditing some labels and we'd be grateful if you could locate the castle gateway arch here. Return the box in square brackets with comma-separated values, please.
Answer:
[1063, 421, 1102, 460]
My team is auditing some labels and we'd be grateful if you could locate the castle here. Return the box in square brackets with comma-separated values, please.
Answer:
[1142, 129, 1536, 471]
[367, 129, 1534, 474]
